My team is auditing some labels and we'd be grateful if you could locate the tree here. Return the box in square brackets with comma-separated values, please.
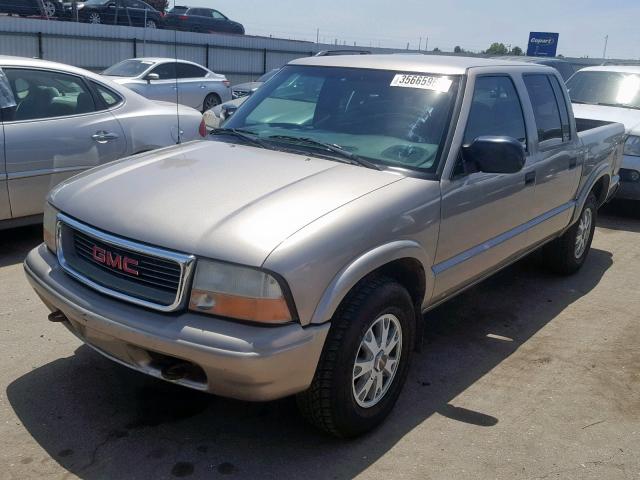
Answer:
[510, 46, 523, 56]
[454, 45, 465, 54]
[485, 42, 508, 55]
[145, 0, 168, 12]
[432, 47, 441, 52]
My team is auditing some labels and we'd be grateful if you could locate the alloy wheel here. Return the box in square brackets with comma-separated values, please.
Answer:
[89, 13, 101, 24]
[574, 207, 593, 259]
[42, 0, 56, 17]
[352, 313, 402, 408]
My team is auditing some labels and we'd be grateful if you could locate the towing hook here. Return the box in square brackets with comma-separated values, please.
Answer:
[48, 311, 68, 323]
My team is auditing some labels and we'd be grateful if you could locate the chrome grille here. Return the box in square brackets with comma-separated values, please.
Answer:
[57, 214, 195, 312]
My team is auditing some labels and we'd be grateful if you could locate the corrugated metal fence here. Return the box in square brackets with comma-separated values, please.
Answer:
[0, 17, 404, 84]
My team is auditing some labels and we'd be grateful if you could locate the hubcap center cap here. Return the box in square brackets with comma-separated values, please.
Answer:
[374, 351, 388, 372]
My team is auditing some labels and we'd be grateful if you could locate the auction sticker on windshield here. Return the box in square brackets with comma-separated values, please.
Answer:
[390, 74, 452, 92]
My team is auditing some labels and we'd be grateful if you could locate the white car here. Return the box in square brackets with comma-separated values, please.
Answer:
[568, 66, 640, 200]
[0, 55, 206, 229]
[103, 58, 232, 112]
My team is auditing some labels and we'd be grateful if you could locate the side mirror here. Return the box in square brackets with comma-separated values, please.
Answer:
[461, 136, 525, 174]
[146, 73, 160, 83]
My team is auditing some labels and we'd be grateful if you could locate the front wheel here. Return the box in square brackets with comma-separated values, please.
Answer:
[543, 193, 597, 275]
[42, 0, 57, 17]
[297, 276, 415, 437]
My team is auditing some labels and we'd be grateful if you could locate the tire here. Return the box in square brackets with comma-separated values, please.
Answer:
[543, 192, 598, 275]
[42, 0, 57, 17]
[145, 19, 157, 29]
[88, 12, 101, 24]
[297, 275, 415, 438]
[202, 93, 221, 112]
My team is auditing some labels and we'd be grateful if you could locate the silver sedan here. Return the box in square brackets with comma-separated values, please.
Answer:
[0, 56, 206, 229]
[103, 58, 232, 112]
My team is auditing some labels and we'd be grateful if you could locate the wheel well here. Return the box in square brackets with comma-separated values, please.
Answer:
[591, 175, 610, 206]
[367, 258, 426, 309]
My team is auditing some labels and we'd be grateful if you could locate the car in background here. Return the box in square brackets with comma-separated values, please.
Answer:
[204, 69, 280, 129]
[102, 57, 231, 112]
[0, 56, 205, 229]
[231, 68, 279, 99]
[496, 56, 576, 81]
[163, 6, 244, 34]
[63, 0, 162, 28]
[567, 65, 640, 201]
[0, 0, 63, 18]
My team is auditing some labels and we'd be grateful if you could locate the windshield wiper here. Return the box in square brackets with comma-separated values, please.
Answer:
[267, 135, 382, 170]
[210, 128, 272, 150]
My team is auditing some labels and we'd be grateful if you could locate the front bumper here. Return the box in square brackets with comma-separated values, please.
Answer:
[24, 244, 329, 401]
[617, 155, 640, 200]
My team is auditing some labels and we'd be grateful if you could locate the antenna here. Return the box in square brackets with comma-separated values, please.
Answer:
[173, 0, 181, 144]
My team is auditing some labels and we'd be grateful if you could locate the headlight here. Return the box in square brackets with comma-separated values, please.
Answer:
[189, 260, 293, 324]
[624, 135, 640, 156]
[43, 202, 59, 253]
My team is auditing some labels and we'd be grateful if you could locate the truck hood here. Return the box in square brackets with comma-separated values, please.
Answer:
[572, 103, 640, 135]
[50, 141, 402, 266]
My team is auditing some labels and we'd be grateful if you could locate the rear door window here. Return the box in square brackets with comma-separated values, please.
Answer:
[548, 75, 571, 141]
[177, 63, 207, 79]
[523, 74, 563, 142]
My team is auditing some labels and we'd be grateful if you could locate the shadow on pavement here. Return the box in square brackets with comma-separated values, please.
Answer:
[600, 199, 640, 233]
[7, 248, 613, 479]
[0, 225, 42, 268]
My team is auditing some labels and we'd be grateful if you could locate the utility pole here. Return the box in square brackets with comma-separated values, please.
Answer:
[316, 28, 319, 44]
[418, 37, 422, 51]
[602, 35, 608, 59]
[425, 36, 429, 51]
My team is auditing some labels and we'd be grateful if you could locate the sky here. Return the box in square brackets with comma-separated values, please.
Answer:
[180, 0, 640, 59]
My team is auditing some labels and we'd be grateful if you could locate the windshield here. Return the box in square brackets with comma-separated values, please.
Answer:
[103, 59, 155, 77]
[223, 66, 460, 172]
[567, 71, 640, 109]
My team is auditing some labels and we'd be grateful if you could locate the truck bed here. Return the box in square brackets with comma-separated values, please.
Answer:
[575, 117, 620, 132]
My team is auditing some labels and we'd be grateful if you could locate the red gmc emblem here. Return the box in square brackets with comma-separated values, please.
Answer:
[92, 245, 139, 276]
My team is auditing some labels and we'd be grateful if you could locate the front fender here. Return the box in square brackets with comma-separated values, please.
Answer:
[310, 240, 433, 324]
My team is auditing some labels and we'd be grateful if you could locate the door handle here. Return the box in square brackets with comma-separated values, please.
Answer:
[200, 85, 207, 89]
[524, 171, 536, 186]
[92, 131, 120, 143]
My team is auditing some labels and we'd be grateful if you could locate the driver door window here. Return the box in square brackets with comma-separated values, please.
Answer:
[463, 76, 527, 147]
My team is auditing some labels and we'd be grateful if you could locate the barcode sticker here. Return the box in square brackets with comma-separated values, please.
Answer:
[390, 74, 452, 92]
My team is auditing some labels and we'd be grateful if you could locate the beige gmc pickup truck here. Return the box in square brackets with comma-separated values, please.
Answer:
[25, 55, 623, 437]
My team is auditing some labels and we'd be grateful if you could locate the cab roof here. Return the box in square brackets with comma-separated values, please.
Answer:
[290, 54, 538, 75]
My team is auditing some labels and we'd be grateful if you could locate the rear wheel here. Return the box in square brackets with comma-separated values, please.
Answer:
[543, 193, 597, 275]
[88, 12, 102, 24]
[297, 276, 415, 438]
[202, 93, 221, 112]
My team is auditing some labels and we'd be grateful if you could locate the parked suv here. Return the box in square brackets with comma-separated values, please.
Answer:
[25, 55, 623, 437]
[66, 0, 162, 28]
[163, 6, 244, 34]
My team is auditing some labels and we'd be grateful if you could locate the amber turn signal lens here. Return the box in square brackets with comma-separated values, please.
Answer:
[189, 289, 292, 324]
